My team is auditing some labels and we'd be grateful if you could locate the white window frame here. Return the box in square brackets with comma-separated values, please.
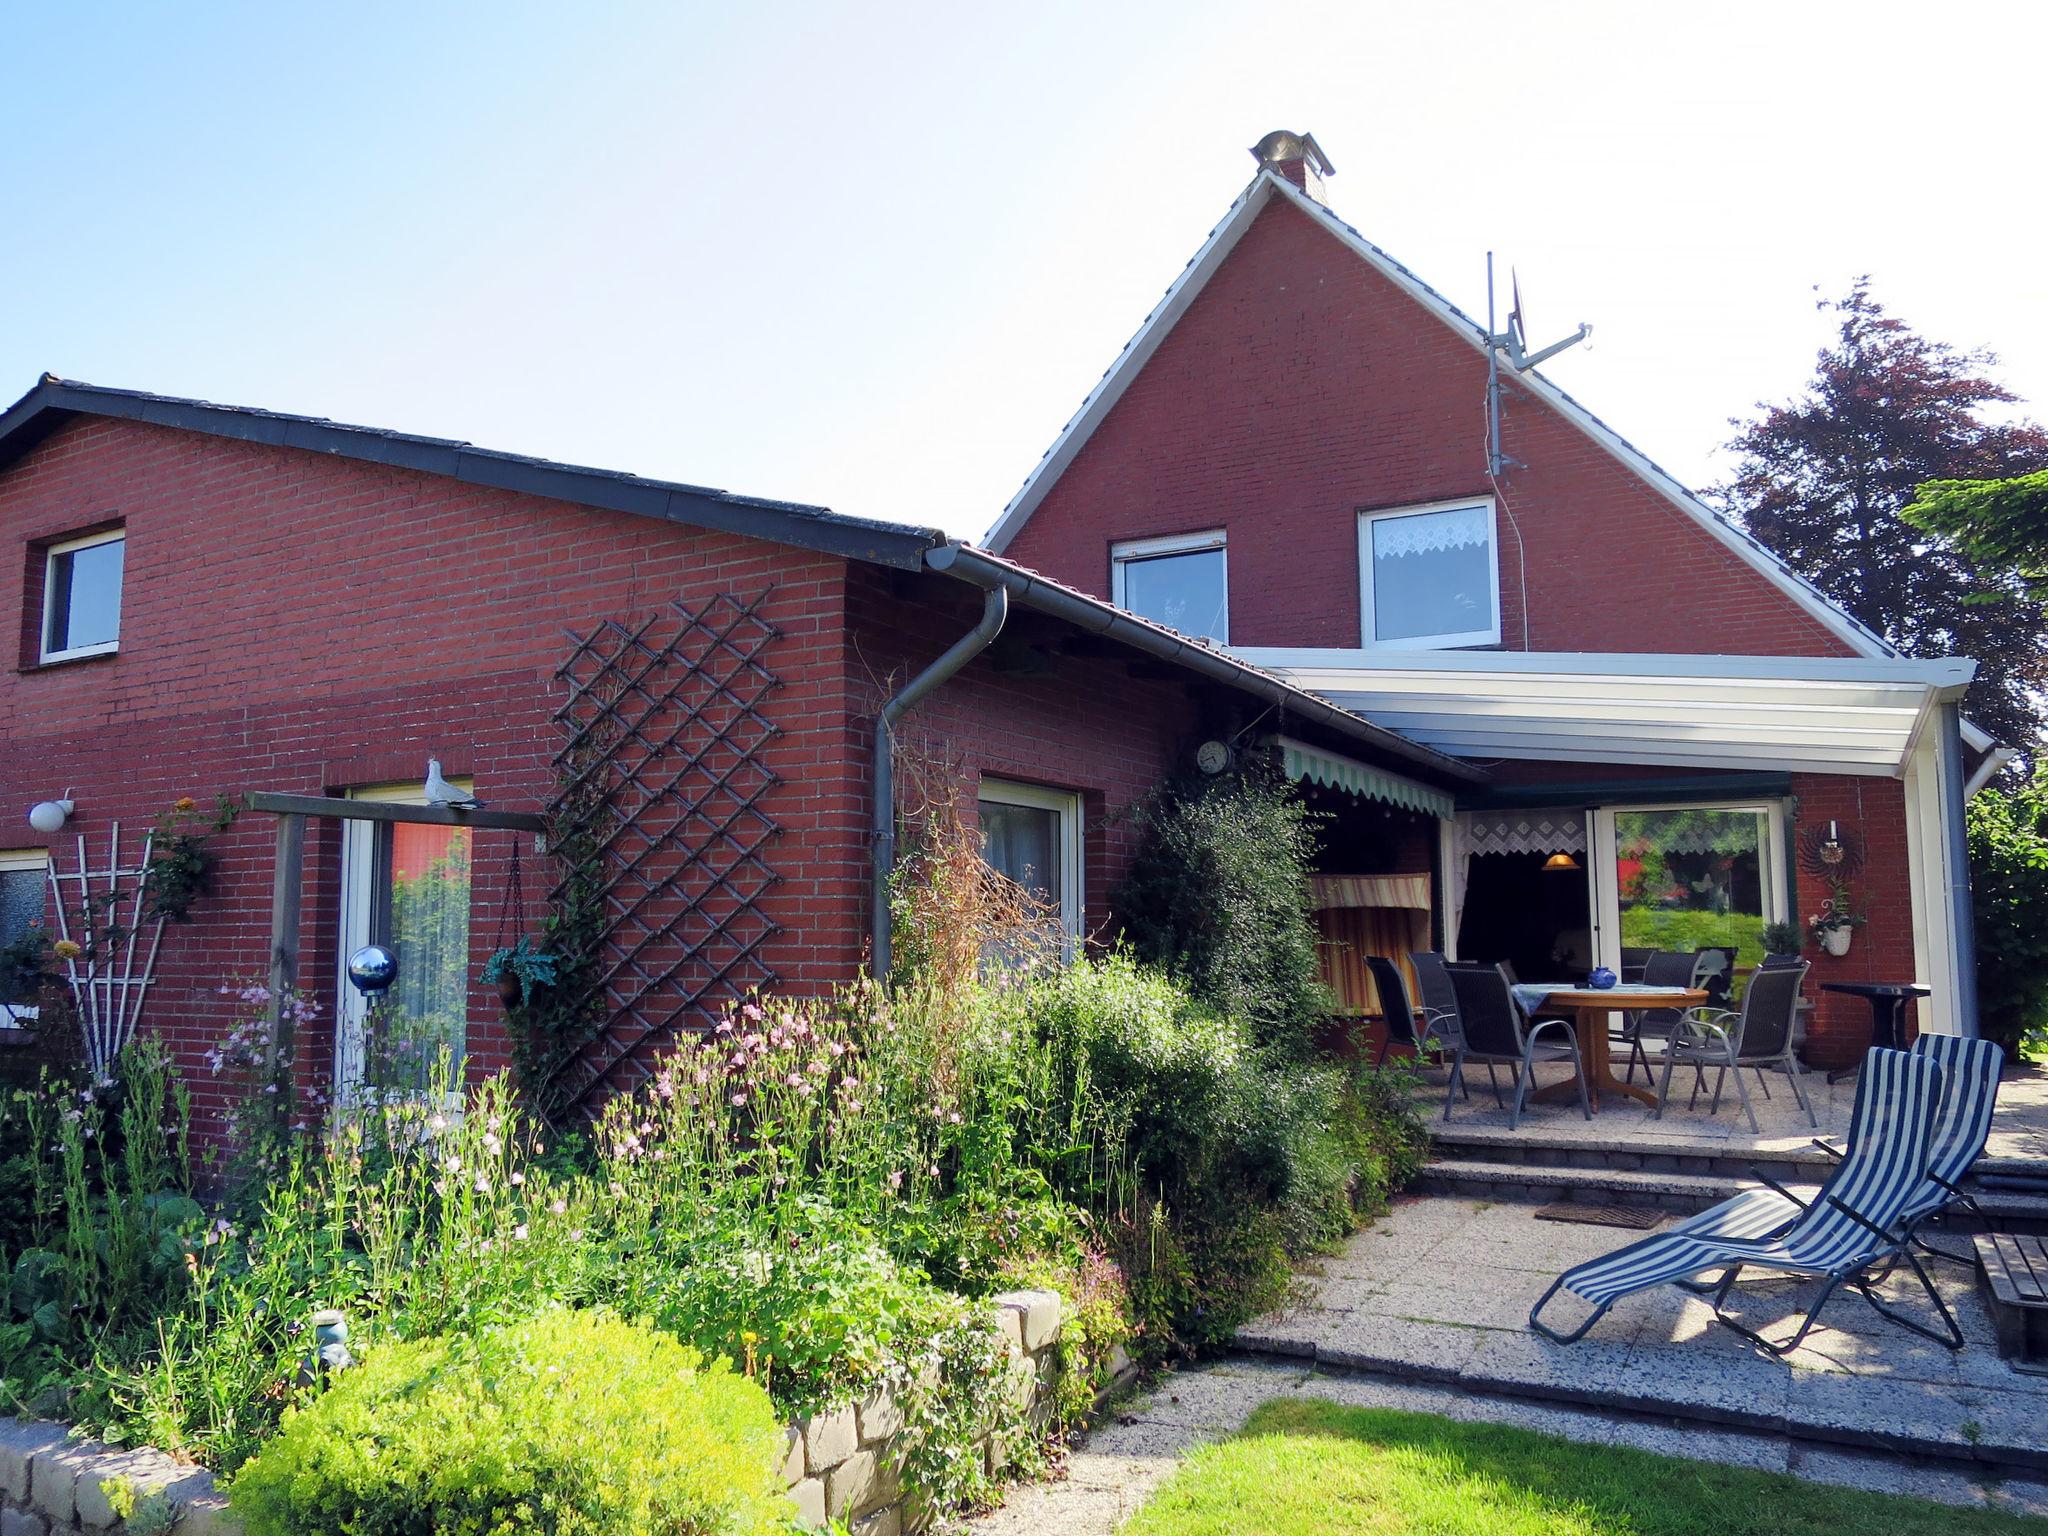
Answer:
[0, 848, 50, 1025]
[39, 527, 126, 664]
[335, 779, 472, 1102]
[976, 777, 1084, 944]
[1357, 497, 1502, 651]
[1111, 530, 1229, 643]
[1588, 800, 1790, 972]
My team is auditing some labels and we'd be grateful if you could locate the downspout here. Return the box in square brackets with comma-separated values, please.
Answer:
[1935, 700, 1980, 1037]
[870, 584, 1009, 979]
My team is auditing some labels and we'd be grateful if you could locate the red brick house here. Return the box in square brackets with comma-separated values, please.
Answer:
[0, 375, 1475, 1135]
[986, 132, 1997, 1064]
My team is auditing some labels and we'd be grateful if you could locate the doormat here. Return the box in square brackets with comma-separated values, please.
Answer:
[1534, 1202, 1664, 1230]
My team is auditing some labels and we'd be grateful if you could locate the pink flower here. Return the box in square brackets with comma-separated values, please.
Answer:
[549, 1199, 568, 1215]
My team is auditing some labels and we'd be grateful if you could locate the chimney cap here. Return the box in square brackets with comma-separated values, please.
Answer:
[1249, 130, 1335, 178]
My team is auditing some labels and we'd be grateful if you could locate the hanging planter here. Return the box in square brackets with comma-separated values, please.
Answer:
[1808, 878, 1866, 960]
[482, 936, 558, 1012]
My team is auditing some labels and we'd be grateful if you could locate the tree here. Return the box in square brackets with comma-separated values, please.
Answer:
[1717, 281, 2048, 757]
[1965, 765, 2048, 1059]
[1115, 761, 1328, 1056]
[1903, 468, 2048, 603]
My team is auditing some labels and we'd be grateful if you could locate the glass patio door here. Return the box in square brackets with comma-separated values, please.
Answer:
[1589, 803, 1787, 973]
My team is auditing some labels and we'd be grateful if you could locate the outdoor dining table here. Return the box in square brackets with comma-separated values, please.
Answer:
[1511, 984, 1708, 1111]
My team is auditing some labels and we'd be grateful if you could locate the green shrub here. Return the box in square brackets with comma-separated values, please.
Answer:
[1115, 763, 1329, 1054]
[1021, 955, 1415, 1350]
[1969, 768, 2048, 1059]
[641, 1203, 948, 1417]
[228, 1310, 787, 1536]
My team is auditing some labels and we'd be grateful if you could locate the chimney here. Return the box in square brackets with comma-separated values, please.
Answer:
[1249, 130, 1335, 204]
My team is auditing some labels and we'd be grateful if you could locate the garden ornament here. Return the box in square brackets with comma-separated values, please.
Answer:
[297, 1308, 353, 1388]
[424, 758, 482, 809]
[346, 945, 398, 996]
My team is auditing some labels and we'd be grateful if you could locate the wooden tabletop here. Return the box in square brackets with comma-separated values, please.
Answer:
[1539, 987, 1709, 1009]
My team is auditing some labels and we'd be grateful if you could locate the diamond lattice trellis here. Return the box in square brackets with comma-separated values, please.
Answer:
[546, 593, 783, 1112]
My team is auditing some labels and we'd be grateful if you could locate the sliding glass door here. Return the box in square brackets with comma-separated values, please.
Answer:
[1589, 803, 1787, 971]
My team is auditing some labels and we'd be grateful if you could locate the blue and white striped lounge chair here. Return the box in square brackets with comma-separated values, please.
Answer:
[1826, 1032, 2005, 1264]
[1528, 1048, 1959, 1353]
[1653, 1031, 2006, 1267]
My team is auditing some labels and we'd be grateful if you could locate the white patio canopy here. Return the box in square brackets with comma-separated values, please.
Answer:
[1235, 647, 1992, 1037]
[1233, 649, 1979, 780]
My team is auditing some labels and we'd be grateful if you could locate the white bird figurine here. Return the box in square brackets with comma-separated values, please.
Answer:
[424, 759, 482, 810]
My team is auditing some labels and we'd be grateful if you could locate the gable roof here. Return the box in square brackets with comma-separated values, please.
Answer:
[0, 375, 947, 570]
[982, 170, 1897, 662]
[0, 373, 1478, 784]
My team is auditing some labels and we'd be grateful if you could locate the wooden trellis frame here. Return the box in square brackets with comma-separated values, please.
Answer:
[545, 592, 784, 1112]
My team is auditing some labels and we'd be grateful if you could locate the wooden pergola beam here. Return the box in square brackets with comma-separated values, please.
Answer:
[243, 791, 546, 833]
[241, 790, 548, 1104]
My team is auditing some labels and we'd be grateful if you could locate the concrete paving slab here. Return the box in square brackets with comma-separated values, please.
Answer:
[1117, 1360, 1304, 1430]
[1315, 1313, 1492, 1381]
[1237, 1195, 2048, 1477]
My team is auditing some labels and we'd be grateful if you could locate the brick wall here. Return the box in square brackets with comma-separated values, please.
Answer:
[1788, 773, 1917, 1068]
[844, 566, 1217, 942]
[0, 417, 862, 1137]
[1001, 194, 1852, 660]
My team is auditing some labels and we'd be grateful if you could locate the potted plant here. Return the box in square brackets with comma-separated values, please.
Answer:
[1808, 879, 1866, 958]
[1760, 920, 1805, 960]
[481, 937, 558, 1010]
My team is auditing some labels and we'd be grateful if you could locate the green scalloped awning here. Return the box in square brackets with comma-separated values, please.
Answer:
[1274, 736, 1455, 819]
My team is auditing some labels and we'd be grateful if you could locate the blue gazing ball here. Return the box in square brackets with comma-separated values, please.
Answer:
[346, 944, 398, 996]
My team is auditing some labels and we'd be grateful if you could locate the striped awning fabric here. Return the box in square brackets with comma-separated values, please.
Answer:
[1274, 736, 1456, 819]
[1310, 873, 1432, 911]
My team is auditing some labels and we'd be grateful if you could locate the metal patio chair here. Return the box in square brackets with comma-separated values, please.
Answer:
[1447, 961, 1590, 1130]
[1693, 945, 1739, 1011]
[1529, 1047, 1958, 1353]
[1621, 949, 1702, 1085]
[1654, 961, 1814, 1133]
[1410, 951, 1488, 1113]
[1363, 954, 1455, 1069]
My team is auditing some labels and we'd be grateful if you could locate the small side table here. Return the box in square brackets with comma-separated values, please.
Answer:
[1819, 981, 1930, 1083]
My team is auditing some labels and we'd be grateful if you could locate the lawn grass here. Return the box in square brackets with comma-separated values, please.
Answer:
[1121, 1398, 2048, 1535]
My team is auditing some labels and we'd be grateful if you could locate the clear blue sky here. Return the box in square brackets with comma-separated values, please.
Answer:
[5, 2, 2043, 538]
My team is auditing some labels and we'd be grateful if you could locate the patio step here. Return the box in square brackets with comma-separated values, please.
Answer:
[1430, 1123, 1829, 1186]
[1417, 1154, 2048, 1231]
[1417, 1156, 1762, 1213]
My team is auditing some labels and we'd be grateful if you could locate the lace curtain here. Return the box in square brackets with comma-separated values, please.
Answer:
[1371, 504, 1490, 559]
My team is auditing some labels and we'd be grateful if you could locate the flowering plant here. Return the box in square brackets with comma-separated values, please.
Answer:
[1808, 877, 1868, 939]
[211, 978, 327, 1179]
[143, 794, 237, 922]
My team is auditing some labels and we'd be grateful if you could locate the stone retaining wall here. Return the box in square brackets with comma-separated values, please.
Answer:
[783, 1288, 1069, 1535]
[0, 1420, 232, 1536]
[0, 1289, 1098, 1536]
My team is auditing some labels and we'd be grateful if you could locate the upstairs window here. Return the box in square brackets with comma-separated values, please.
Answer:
[1359, 500, 1499, 649]
[1111, 531, 1228, 643]
[42, 528, 126, 662]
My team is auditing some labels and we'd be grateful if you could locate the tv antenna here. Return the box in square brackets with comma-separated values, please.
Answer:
[1486, 251, 1591, 477]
